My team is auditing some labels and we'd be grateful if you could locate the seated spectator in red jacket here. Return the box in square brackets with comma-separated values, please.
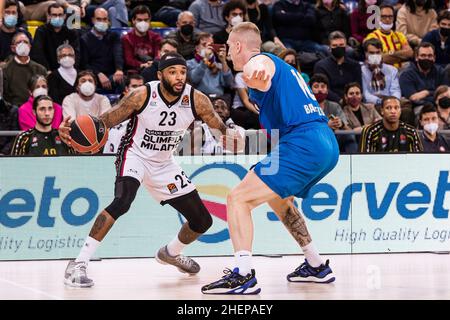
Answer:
[18, 74, 63, 131]
[47, 43, 77, 105]
[80, 7, 124, 93]
[122, 5, 162, 73]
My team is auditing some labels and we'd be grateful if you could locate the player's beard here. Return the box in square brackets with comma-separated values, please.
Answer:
[161, 77, 185, 97]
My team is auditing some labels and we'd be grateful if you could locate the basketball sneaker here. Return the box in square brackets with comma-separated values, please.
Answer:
[155, 245, 200, 275]
[64, 260, 94, 287]
[201, 268, 261, 295]
[287, 259, 335, 283]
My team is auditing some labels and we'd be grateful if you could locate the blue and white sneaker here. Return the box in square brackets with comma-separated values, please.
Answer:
[287, 259, 335, 283]
[201, 268, 261, 295]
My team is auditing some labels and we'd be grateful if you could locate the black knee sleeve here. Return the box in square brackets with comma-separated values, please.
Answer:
[105, 176, 140, 220]
[162, 190, 213, 234]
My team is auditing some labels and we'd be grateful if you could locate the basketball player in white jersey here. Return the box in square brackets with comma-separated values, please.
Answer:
[59, 53, 243, 287]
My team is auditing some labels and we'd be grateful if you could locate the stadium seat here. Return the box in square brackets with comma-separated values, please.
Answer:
[106, 94, 121, 105]
[26, 20, 44, 38]
[152, 27, 176, 38]
[151, 21, 168, 28]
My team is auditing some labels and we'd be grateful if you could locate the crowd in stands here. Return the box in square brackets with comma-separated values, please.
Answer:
[0, 0, 449, 156]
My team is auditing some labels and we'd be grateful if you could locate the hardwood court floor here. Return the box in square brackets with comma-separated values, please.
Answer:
[0, 253, 449, 300]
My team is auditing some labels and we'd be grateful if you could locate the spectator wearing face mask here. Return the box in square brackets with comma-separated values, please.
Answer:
[361, 38, 401, 106]
[342, 82, 381, 134]
[396, 0, 438, 48]
[434, 85, 450, 130]
[122, 5, 162, 74]
[30, 3, 81, 71]
[314, 31, 362, 103]
[422, 10, 450, 67]
[47, 43, 77, 105]
[166, 11, 200, 60]
[186, 32, 233, 97]
[213, 0, 247, 45]
[62, 70, 111, 119]
[418, 103, 450, 152]
[310, 73, 358, 153]
[3, 32, 47, 106]
[399, 42, 450, 117]
[364, 4, 413, 69]
[0, 0, 32, 64]
[18, 75, 63, 131]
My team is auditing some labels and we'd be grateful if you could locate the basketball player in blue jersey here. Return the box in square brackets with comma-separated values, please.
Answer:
[202, 22, 339, 295]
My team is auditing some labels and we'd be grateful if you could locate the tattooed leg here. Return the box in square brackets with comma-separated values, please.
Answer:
[268, 197, 312, 247]
[88, 210, 116, 241]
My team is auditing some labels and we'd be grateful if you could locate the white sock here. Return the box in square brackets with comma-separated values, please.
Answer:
[234, 250, 252, 276]
[166, 236, 187, 256]
[75, 236, 100, 264]
[301, 242, 324, 268]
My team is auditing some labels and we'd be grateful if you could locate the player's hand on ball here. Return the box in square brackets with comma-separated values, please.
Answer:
[58, 116, 72, 146]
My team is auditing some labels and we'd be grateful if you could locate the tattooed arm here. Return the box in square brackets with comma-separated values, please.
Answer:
[58, 85, 149, 145]
[193, 90, 245, 152]
[99, 85, 148, 128]
[193, 89, 227, 135]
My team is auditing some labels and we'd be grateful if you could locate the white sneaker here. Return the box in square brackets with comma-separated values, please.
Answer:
[64, 260, 94, 288]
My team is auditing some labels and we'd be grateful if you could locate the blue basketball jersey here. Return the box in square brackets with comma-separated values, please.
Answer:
[249, 53, 328, 137]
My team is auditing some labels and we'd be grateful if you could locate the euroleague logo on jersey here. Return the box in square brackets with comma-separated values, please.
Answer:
[180, 95, 190, 108]
[176, 163, 248, 243]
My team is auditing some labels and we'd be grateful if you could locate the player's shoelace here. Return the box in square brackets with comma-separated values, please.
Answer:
[294, 261, 319, 277]
[72, 263, 88, 280]
[221, 268, 243, 281]
[176, 255, 194, 267]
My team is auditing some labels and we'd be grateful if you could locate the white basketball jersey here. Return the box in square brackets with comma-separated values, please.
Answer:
[116, 81, 196, 165]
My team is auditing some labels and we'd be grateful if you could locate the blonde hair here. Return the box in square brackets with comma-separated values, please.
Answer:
[230, 22, 262, 48]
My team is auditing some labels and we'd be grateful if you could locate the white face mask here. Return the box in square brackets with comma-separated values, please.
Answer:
[33, 87, 48, 97]
[59, 56, 75, 68]
[200, 48, 207, 58]
[135, 21, 149, 33]
[423, 122, 439, 134]
[80, 81, 96, 97]
[367, 54, 382, 65]
[230, 15, 243, 27]
[379, 22, 393, 32]
[15, 42, 30, 57]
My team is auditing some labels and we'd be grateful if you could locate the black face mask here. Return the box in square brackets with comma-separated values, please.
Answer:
[180, 24, 194, 36]
[331, 46, 346, 59]
[417, 59, 434, 71]
[439, 96, 450, 108]
[440, 27, 450, 37]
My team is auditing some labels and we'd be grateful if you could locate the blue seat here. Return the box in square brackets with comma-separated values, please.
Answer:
[152, 27, 176, 38]
[110, 27, 132, 38]
[106, 94, 121, 105]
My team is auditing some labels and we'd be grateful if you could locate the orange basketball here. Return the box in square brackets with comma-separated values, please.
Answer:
[70, 115, 109, 154]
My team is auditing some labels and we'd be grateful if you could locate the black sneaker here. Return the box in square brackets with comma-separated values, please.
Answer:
[201, 268, 261, 295]
[287, 259, 335, 283]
